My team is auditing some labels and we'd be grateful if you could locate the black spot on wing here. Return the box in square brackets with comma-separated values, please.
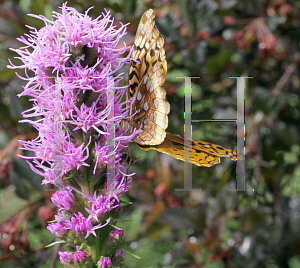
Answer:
[135, 45, 142, 51]
[150, 49, 155, 57]
[129, 83, 139, 97]
[132, 64, 139, 71]
[210, 147, 218, 153]
[172, 141, 181, 146]
[144, 53, 150, 72]
[129, 70, 139, 80]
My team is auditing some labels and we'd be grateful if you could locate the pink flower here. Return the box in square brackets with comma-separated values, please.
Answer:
[47, 211, 69, 238]
[85, 194, 113, 222]
[74, 246, 88, 263]
[59, 251, 74, 267]
[98, 257, 112, 268]
[223, 16, 235, 26]
[110, 227, 124, 242]
[67, 212, 96, 238]
[51, 190, 75, 211]
[115, 250, 126, 264]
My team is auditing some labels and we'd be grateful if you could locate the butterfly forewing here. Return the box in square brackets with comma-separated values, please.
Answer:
[128, 9, 157, 98]
[128, 9, 241, 166]
[128, 9, 170, 146]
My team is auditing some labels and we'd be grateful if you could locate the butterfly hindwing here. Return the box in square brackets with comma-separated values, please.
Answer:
[164, 133, 239, 160]
[138, 133, 221, 167]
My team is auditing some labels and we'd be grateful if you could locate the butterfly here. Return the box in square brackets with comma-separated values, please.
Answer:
[127, 9, 240, 167]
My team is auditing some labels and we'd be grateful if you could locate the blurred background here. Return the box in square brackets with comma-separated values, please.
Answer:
[1, 0, 300, 267]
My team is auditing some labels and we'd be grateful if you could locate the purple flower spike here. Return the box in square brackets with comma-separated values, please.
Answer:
[9, 2, 137, 266]
[8, 2, 139, 185]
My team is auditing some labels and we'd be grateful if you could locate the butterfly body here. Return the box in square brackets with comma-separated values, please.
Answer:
[128, 9, 240, 167]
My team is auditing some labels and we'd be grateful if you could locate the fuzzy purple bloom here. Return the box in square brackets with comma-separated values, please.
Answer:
[67, 212, 96, 238]
[115, 250, 126, 264]
[74, 246, 88, 263]
[51, 190, 75, 211]
[59, 251, 74, 266]
[110, 227, 124, 241]
[85, 194, 113, 222]
[47, 211, 69, 238]
[98, 257, 112, 268]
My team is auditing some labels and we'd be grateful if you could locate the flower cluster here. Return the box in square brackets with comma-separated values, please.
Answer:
[232, 18, 277, 57]
[8, 3, 137, 267]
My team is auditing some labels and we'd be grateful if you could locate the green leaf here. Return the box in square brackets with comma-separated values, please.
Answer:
[172, 53, 184, 65]
[206, 49, 233, 75]
[109, 224, 123, 230]
[11, 157, 43, 191]
[166, 69, 190, 82]
[120, 209, 144, 240]
[45, 240, 66, 248]
[0, 190, 40, 224]
[161, 208, 206, 232]
[120, 249, 141, 260]
[48, 216, 69, 223]
[79, 243, 86, 251]
[283, 152, 298, 164]
[7, 89, 24, 120]
[288, 256, 300, 268]
[0, 68, 19, 82]
[10, 170, 30, 200]
[121, 0, 136, 16]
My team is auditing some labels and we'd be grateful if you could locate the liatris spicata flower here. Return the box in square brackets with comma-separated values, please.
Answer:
[8, 3, 140, 267]
[98, 257, 112, 268]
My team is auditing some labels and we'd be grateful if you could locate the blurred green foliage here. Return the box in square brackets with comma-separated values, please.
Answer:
[0, 0, 300, 267]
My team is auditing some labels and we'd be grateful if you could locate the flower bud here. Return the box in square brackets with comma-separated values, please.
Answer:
[98, 257, 112, 268]
[59, 251, 75, 268]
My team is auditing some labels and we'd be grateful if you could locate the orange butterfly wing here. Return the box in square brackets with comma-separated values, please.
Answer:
[128, 9, 169, 146]
[128, 9, 241, 167]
